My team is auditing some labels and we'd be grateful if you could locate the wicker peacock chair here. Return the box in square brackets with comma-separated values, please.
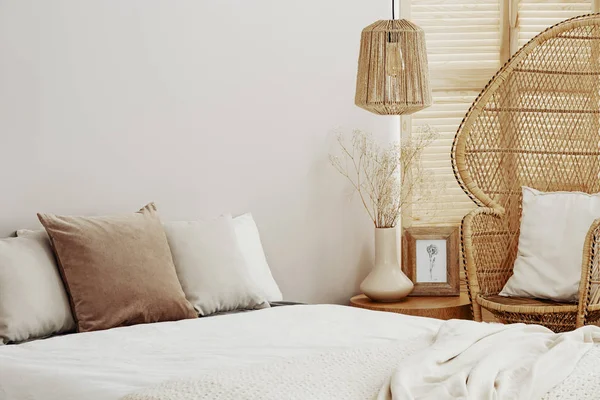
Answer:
[452, 14, 600, 332]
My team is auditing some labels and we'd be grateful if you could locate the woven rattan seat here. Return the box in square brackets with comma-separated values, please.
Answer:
[478, 295, 580, 332]
[479, 295, 577, 313]
[452, 14, 600, 332]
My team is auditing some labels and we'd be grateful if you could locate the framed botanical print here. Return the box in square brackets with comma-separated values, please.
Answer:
[402, 226, 460, 296]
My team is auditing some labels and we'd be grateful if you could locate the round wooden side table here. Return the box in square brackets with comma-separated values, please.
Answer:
[349, 292, 472, 320]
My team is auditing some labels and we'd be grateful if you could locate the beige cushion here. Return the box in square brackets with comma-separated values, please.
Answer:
[500, 187, 600, 302]
[164, 215, 269, 316]
[0, 235, 75, 344]
[38, 204, 196, 333]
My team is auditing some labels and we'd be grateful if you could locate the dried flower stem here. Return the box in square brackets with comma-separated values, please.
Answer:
[329, 127, 438, 228]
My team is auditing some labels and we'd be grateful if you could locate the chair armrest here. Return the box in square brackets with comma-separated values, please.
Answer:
[462, 207, 516, 321]
[576, 218, 600, 327]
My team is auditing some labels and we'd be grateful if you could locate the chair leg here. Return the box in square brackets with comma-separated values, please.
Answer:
[471, 300, 483, 322]
[575, 314, 585, 329]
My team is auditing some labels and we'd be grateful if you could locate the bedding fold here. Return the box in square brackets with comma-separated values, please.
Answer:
[378, 320, 600, 400]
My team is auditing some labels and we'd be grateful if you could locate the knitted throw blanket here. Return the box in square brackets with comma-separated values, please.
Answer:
[123, 323, 600, 400]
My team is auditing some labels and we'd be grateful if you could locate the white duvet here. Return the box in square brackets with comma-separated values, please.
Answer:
[1, 305, 599, 400]
[0, 305, 438, 400]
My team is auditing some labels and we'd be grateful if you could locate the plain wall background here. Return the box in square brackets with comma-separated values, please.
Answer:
[0, 0, 399, 303]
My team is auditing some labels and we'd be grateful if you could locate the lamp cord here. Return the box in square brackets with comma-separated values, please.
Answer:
[392, 0, 395, 20]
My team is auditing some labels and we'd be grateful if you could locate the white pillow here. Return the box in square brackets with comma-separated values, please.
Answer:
[500, 187, 600, 302]
[163, 215, 269, 316]
[0, 235, 75, 343]
[233, 213, 283, 302]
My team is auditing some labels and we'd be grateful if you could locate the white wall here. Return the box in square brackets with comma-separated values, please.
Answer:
[0, 0, 397, 304]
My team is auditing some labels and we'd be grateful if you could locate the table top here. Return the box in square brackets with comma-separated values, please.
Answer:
[350, 292, 471, 311]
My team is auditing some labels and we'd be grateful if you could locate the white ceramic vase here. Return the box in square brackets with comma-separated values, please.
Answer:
[360, 227, 414, 302]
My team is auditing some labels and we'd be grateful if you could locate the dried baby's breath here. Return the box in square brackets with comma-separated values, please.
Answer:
[329, 127, 438, 228]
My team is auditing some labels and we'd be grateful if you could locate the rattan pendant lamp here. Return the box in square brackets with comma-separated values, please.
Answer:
[355, 0, 432, 115]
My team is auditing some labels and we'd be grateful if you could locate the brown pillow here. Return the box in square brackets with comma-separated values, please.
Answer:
[38, 203, 196, 333]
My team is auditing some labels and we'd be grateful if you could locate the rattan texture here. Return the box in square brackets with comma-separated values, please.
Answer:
[355, 19, 431, 115]
[452, 14, 600, 332]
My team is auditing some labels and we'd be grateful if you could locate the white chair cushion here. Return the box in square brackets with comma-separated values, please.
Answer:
[500, 187, 600, 302]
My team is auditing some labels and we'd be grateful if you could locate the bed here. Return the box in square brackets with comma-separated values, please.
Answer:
[1, 304, 599, 400]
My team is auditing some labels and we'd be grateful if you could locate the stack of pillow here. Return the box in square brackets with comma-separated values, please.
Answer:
[0, 203, 282, 343]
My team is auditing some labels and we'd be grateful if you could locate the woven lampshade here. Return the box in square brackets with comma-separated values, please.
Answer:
[355, 19, 432, 115]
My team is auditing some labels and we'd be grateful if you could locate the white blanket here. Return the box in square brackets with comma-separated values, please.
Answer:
[378, 320, 600, 400]
[123, 321, 600, 400]
[124, 320, 600, 400]
[123, 340, 422, 400]
[0, 305, 440, 400]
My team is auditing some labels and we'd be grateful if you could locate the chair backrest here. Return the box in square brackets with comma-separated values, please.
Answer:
[452, 14, 600, 276]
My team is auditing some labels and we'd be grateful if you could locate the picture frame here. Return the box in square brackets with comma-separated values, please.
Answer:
[402, 226, 460, 296]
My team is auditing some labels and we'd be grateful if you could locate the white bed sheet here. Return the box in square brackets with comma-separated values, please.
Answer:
[0, 305, 441, 400]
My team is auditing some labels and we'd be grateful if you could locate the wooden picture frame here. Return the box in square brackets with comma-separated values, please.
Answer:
[402, 226, 459, 296]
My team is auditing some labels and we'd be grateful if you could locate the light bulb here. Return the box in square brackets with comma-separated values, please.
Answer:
[386, 41, 404, 77]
